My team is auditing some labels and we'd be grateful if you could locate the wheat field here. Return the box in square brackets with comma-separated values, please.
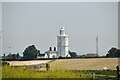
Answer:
[50, 58, 118, 70]
[7, 60, 51, 66]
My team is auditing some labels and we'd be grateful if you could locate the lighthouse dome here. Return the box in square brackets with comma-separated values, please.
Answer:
[60, 27, 65, 35]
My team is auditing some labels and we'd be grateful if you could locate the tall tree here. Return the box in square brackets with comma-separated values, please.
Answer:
[106, 47, 120, 57]
[23, 45, 40, 59]
[69, 51, 77, 58]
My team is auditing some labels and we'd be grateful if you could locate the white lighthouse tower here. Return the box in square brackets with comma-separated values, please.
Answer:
[57, 27, 70, 57]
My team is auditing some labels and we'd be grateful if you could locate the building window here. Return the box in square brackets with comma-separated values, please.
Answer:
[52, 55, 55, 58]
[66, 39, 67, 41]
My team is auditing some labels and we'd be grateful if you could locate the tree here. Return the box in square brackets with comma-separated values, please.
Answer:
[16, 53, 20, 59]
[12, 54, 16, 59]
[6, 53, 18, 59]
[106, 47, 120, 57]
[114, 49, 120, 57]
[108, 47, 117, 55]
[23, 45, 40, 59]
[69, 51, 77, 58]
[3, 54, 5, 59]
[6, 53, 12, 59]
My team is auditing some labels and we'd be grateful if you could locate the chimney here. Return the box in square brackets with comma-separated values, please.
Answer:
[49, 47, 52, 51]
[54, 47, 56, 51]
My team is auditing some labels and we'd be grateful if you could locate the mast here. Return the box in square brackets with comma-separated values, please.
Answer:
[96, 36, 98, 56]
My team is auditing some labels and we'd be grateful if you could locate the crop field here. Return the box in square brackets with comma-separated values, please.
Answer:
[2, 58, 119, 79]
[7, 60, 51, 66]
[50, 58, 118, 70]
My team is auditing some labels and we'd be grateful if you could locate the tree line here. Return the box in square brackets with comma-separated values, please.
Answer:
[3, 45, 120, 60]
[3, 45, 77, 60]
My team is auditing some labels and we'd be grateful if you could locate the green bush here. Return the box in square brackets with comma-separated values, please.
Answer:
[2, 61, 9, 66]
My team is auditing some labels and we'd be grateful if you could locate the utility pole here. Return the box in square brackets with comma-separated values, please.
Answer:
[96, 36, 98, 56]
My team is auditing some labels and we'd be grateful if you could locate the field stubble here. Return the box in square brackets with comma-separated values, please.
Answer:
[50, 58, 118, 70]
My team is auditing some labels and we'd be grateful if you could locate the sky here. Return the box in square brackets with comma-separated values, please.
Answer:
[1, 0, 120, 2]
[1, 2, 118, 56]
[119, 1, 120, 49]
[0, 2, 1, 30]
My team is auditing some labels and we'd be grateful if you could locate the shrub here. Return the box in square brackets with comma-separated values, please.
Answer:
[2, 61, 9, 66]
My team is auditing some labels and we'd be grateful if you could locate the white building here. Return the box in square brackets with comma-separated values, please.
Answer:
[57, 27, 70, 57]
[45, 47, 57, 58]
[37, 53, 48, 59]
[37, 47, 57, 59]
[37, 27, 70, 59]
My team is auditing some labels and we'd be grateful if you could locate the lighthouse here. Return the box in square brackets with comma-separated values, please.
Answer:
[57, 27, 70, 57]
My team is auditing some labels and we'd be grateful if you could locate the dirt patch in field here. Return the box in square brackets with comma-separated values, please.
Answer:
[7, 60, 51, 66]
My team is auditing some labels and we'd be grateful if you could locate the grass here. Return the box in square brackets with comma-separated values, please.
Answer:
[2, 65, 117, 79]
[2, 65, 81, 78]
